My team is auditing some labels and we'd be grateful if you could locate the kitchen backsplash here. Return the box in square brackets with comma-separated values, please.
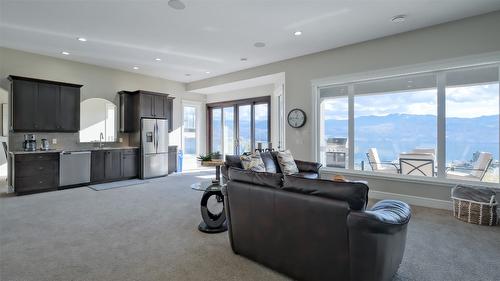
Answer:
[9, 132, 131, 151]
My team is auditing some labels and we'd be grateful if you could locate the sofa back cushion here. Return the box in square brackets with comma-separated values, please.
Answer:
[260, 151, 279, 173]
[240, 151, 266, 172]
[276, 150, 300, 175]
[283, 176, 369, 211]
[225, 155, 243, 169]
[229, 167, 283, 188]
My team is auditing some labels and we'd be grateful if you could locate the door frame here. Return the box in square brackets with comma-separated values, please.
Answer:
[207, 96, 271, 155]
[182, 100, 202, 158]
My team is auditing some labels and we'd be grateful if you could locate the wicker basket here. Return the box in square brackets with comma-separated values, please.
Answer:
[451, 185, 498, 226]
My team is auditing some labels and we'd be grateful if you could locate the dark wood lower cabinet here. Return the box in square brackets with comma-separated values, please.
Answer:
[91, 150, 106, 182]
[104, 150, 122, 180]
[13, 153, 59, 194]
[122, 152, 138, 178]
[91, 148, 139, 184]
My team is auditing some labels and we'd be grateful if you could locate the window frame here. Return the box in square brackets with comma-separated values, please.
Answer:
[312, 61, 500, 189]
[207, 96, 271, 155]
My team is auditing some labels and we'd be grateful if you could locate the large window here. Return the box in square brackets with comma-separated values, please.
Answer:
[208, 96, 270, 156]
[317, 64, 499, 185]
[445, 67, 499, 183]
[79, 98, 116, 142]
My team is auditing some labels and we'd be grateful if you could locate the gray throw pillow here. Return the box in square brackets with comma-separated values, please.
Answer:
[276, 150, 299, 175]
[240, 151, 266, 172]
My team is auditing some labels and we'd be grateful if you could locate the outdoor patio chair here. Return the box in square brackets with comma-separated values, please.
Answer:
[399, 153, 435, 177]
[447, 152, 493, 182]
[366, 148, 399, 173]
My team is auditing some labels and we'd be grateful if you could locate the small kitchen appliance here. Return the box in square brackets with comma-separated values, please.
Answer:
[41, 138, 50, 151]
[23, 134, 36, 151]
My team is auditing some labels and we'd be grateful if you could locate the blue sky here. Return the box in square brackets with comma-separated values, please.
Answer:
[322, 84, 499, 120]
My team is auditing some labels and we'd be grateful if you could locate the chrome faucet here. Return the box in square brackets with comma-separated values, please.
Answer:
[99, 132, 104, 148]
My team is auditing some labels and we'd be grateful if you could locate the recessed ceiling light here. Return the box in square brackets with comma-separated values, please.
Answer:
[185, 74, 191, 76]
[254, 42, 266, 48]
[155, 58, 162, 61]
[77, 37, 87, 42]
[133, 66, 139, 70]
[205, 71, 211, 74]
[391, 15, 406, 23]
[168, 0, 185, 10]
[294, 31, 302, 36]
[240, 58, 248, 62]
[61, 51, 70, 55]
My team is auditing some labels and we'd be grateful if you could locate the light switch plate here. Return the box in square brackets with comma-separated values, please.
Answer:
[119, 137, 123, 143]
[52, 138, 57, 144]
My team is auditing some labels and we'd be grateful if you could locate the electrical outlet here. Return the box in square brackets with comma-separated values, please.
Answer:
[52, 138, 57, 144]
[119, 137, 123, 143]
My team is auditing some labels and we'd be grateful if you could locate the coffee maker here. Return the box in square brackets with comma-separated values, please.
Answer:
[23, 134, 37, 151]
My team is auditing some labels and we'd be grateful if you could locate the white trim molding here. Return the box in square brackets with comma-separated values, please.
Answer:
[369, 190, 452, 210]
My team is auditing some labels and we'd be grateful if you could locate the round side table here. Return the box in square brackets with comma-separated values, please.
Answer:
[191, 181, 227, 233]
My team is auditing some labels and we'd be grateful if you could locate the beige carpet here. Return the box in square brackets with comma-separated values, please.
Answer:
[0, 171, 499, 281]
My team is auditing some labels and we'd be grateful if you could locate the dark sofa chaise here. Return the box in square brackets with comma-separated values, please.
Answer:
[223, 167, 411, 281]
[221, 151, 323, 181]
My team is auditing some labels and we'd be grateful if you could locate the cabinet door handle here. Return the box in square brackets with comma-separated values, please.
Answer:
[39, 180, 44, 184]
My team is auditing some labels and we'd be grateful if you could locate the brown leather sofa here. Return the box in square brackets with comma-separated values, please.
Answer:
[221, 151, 323, 182]
[223, 167, 411, 281]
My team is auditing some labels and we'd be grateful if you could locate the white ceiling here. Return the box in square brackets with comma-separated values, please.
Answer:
[1, 0, 499, 83]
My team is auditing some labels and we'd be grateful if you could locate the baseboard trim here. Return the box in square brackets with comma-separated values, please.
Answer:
[370, 190, 452, 210]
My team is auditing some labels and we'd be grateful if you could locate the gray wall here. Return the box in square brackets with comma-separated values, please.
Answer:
[0, 47, 207, 152]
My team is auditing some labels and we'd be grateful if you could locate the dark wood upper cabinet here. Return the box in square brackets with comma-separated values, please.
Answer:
[9, 76, 82, 132]
[37, 83, 59, 131]
[140, 93, 155, 118]
[154, 95, 167, 118]
[119, 90, 174, 133]
[166, 97, 174, 133]
[58, 86, 80, 131]
[11, 79, 37, 131]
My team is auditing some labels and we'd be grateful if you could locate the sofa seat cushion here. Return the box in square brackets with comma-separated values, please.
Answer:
[283, 175, 369, 210]
[292, 172, 319, 179]
[229, 167, 283, 188]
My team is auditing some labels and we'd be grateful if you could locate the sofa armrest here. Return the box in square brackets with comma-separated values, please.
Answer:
[347, 200, 411, 281]
[294, 159, 322, 173]
[348, 200, 411, 233]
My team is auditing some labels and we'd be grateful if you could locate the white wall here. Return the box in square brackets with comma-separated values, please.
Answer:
[0, 47, 207, 148]
[188, 11, 500, 161]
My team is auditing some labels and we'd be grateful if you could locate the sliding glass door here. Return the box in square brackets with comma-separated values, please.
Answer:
[223, 107, 235, 155]
[238, 105, 252, 153]
[208, 96, 271, 156]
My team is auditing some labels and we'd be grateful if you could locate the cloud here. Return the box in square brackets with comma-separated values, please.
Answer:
[321, 84, 499, 119]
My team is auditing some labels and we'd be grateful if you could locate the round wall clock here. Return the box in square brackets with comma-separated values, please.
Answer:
[287, 108, 307, 128]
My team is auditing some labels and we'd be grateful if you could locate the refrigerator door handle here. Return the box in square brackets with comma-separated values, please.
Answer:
[155, 122, 159, 152]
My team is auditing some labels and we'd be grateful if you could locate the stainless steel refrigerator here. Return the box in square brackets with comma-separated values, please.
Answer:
[141, 118, 169, 179]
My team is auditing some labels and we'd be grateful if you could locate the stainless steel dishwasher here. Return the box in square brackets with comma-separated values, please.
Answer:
[59, 151, 91, 186]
